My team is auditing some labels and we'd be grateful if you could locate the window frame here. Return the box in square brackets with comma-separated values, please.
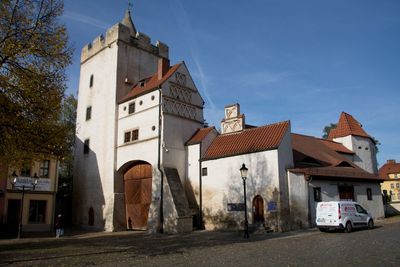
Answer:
[366, 188, 372, 201]
[89, 74, 94, 88]
[123, 129, 139, 143]
[202, 167, 208, 176]
[313, 187, 322, 202]
[84, 139, 90, 154]
[128, 102, 135, 114]
[39, 160, 50, 178]
[20, 162, 31, 177]
[28, 200, 47, 224]
[86, 106, 92, 121]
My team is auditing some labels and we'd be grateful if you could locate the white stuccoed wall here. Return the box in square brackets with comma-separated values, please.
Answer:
[201, 149, 282, 229]
[333, 136, 378, 174]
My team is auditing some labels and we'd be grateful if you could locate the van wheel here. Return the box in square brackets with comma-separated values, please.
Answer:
[368, 220, 374, 229]
[345, 222, 352, 233]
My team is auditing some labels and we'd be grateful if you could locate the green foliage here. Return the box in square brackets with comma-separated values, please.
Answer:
[0, 0, 73, 165]
[322, 123, 337, 139]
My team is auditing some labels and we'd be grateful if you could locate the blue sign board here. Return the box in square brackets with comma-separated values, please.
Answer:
[268, 201, 277, 212]
[227, 203, 245, 212]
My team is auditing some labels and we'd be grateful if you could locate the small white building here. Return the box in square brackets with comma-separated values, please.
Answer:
[73, 9, 384, 233]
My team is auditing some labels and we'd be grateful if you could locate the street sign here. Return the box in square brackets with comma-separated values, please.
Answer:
[13, 177, 52, 191]
[268, 201, 277, 212]
[227, 203, 245, 212]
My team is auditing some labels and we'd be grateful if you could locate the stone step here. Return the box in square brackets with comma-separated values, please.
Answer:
[164, 167, 191, 218]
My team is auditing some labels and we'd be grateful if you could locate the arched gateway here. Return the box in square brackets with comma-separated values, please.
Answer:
[124, 162, 152, 230]
[252, 195, 265, 223]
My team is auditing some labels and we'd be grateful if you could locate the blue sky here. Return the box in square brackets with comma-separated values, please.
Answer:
[61, 0, 400, 166]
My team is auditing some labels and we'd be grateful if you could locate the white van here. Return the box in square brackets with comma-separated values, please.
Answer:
[316, 201, 374, 233]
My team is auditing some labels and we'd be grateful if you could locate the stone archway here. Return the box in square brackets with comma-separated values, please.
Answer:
[252, 195, 264, 224]
[124, 161, 152, 230]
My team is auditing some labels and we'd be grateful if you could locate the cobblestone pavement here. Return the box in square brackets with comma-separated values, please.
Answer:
[1, 217, 399, 267]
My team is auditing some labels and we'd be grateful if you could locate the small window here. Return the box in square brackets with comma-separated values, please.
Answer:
[152, 126, 156, 131]
[365, 147, 369, 150]
[20, 162, 31, 177]
[86, 106, 92, 121]
[314, 187, 322, 202]
[29, 200, 46, 223]
[366, 188, 372, 200]
[131, 129, 139, 141]
[128, 102, 135, 114]
[39, 160, 50, 178]
[151, 95, 155, 101]
[124, 130, 139, 143]
[84, 139, 90, 154]
[124, 132, 131, 143]
[358, 146, 362, 149]
[391, 183, 395, 189]
[89, 74, 94, 88]
[397, 183, 400, 189]
[202, 167, 208, 176]
[139, 100, 143, 105]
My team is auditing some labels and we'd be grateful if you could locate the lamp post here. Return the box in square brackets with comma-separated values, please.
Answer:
[240, 163, 249, 239]
[9, 172, 39, 239]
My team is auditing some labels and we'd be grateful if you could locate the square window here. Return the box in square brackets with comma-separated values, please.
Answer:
[84, 139, 90, 154]
[391, 183, 395, 189]
[128, 102, 135, 114]
[314, 187, 322, 202]
[86, 106, 92, 121]
[29, 200, 46, 223]
[131, 129, 139, 141]
[366, 188, 372, 201]
[124, 132, 131, 143]
[39, 160, 50, 178]
[202, 167, 208, 176]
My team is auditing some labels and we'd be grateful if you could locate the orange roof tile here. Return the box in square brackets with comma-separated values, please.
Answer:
[328, 112, 371, 140]
[379, 160, 400, 180]
[203, 121, 290, 160]
[186, 127, 215, 145]
[119, 63, 182, 103]
[290, 167, 381, 181]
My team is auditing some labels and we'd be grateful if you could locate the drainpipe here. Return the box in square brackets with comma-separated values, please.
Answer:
[198, 145, 203, 229]
[305, 174, 312, 226]
[157, 88, 164, 233]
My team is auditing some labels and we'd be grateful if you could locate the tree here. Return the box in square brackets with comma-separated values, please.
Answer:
[0, 0, 72, 165]
[322, 123, 337, 139]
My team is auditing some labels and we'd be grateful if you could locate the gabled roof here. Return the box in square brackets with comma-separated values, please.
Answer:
[186, 127, 215, 146]
[119, 63, 182, 104]
[328, 112, 371, 140]
[203, 121, 290, 161]
[379, 160, 400, 180]
[290, 133, 381, 181]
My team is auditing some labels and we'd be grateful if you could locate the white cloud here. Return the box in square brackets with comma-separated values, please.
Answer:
[63, 11, 110, 30]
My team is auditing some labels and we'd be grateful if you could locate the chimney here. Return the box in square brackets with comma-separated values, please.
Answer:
[387, 159, 396, 164]
[158, 57, 170, 80]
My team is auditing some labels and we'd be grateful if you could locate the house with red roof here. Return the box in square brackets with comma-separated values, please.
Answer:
[379, 159, 400, 206]
[73, 9, 384, 234]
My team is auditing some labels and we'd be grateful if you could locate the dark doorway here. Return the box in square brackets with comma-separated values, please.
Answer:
[6, 199, 21, 236]
[339, 185, 355, 201]
[124, 162, 152, 230]
[252, 195, 264, 223]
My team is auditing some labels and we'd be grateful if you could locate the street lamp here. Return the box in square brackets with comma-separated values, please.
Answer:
[9, 172, 39, 239]
[240, 163, 249, 238]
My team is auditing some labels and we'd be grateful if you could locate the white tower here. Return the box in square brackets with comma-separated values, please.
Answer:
[328, 112, 378, 174]
[73, 10, 169, 231]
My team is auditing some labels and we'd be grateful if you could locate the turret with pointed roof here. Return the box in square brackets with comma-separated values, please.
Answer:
[121, 9, 137, 36]
[328, 112, 378, 174]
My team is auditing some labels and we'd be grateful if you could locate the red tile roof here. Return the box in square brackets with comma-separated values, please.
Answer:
[328, 112, 371, 140]
[186, 127, 215, 145]
[119, 63, 182, 103]
[203, 121, 290, 160]
[290, 133, 381, 181]
[379, 160, 400, 181]
[319, 139, 355, 155]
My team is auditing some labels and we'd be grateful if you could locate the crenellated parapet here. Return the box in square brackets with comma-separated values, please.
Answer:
[81, 23, 169, 63]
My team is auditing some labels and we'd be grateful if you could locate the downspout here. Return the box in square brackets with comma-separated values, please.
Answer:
[305, 174, 312, 226]
[198, 145, 203, 229]
[157, 88, 164, 233]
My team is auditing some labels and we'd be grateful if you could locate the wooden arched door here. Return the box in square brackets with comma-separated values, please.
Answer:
[252, 195, 265, 223]
[124, 162, 152, 230]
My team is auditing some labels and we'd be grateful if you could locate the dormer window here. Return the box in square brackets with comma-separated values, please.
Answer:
[139, 81, 145, 87]
[128, 102, 135, 114]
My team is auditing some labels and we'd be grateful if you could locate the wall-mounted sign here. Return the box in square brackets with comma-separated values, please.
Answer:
[12, 177, 52, 191]
[227, 203, 245, 212]
[268, 201, 277, 212]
